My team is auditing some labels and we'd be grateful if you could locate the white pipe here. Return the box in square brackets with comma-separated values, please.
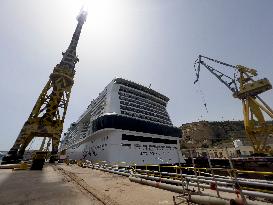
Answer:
[93, 164, 273, 189]
[96, 167, 130, 177]
[188, 195, 229, 205]
[135, 169, 273, 189]
[130, 175, 273, 200]
[88, 164, 273, 204]
[133, 173, 230, 187]
[130, 176, 273, 205]
[129, 176, 185, 193]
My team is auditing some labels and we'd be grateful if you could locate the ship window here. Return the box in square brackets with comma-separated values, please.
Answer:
[121, 143, 131, 147]
[91, 115, 180, 137]
[122, 134, 176, 144]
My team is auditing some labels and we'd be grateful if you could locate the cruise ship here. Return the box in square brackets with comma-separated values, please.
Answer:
[60, 78, 184, 165]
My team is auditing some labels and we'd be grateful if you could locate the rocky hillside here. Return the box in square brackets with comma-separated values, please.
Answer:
[180, 121, 248, 149]
[180, 120, 273, 149]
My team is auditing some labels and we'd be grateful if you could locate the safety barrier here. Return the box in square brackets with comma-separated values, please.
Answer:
[77, 161, 273, 204]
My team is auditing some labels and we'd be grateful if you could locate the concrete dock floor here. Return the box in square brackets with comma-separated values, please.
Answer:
[0, 165, 103, 205]
[57, 164, 184, 205]
[1, 164, 270, 205]
[0, 164, 186, 205]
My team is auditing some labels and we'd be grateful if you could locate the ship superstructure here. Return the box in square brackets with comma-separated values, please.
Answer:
[61, 78, 184, 165]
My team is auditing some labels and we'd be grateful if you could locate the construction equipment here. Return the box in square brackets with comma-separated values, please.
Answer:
[194, 55, 273, 155]
[1, 9, 87, 165]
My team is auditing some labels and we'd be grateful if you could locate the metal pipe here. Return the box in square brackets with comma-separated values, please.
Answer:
[190, 175, 273, 189]
[130, 176, 273, 204]
[96, 167, 130, 177]
[91, 164, 273, 194]
[95, 164, 273, 189]
[129, 177, 231, 204]
[129, 176, 186, 193]
[189, 194, 272, 205]
[133, 173, 232, 188]
[135, 167, 273, 184]
[134, 169, 273, 189]
[188, 195, 229, 205]
[130, 175, 273, 200]
[199, 171, 273, 184]
[88, 164, 273, 203]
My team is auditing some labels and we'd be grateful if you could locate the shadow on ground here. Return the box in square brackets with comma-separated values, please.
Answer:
[0, 164, 98, 205]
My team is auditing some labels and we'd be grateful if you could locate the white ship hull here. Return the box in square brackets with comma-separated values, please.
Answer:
[66, 128, 184, 165]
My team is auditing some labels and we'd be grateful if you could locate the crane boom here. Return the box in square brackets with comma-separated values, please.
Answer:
[194, 55, 273, 155]
[194, 55, 238, 93]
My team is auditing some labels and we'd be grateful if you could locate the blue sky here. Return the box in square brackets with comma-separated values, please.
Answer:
[0, 0, 273, 150]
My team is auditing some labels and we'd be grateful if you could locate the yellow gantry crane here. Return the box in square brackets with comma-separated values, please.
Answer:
[1, 10, 87, 166]
[194, 55, 273, 155]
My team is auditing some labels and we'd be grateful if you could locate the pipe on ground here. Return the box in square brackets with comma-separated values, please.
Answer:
[88, 165, 273, 204]
[93, 164, 273, 190]
[130, 177, 231, 205]
[133, 173, 231, 187]
[129, 176, 185, 193]
[129, 176, 273, 202]
[96, 167, 130, 177]
[188, 195, 229, 205]
[135, 169, 273, 189]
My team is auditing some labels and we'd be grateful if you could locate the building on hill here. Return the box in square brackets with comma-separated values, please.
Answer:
[180, 120, 273, 152]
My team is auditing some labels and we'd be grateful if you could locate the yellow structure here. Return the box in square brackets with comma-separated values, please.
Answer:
[2, 10, 87, 164]
[194, 55, 273, 155]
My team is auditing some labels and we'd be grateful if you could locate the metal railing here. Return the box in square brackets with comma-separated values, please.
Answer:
[65, 149, 273, 204]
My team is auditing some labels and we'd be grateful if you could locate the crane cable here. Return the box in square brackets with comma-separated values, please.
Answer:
[195, 81, 209, 114]
[193, 55, 240, 115]
[194, 58, 209, 115]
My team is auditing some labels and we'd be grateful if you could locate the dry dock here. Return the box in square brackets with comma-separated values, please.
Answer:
[0, 164, 185, 205]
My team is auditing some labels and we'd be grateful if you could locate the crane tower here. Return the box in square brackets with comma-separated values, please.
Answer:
[2, 10, 87, 164]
